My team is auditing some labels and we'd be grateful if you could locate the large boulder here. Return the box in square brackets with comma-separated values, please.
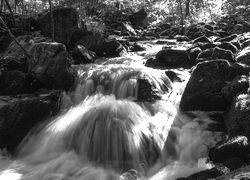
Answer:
[212, 47, 235, 63]
[38, 7, 79, 44]
[1, 35, 75, 90]
[156, 48, 192, 68]
[0, 70, 28, 95]
[236, 46, 250, 65]
[221, 75, 250, 102]
[180, 60, 250, 111]
[129, 8, 147, 27]
[96, 39, 126, 57]
[209, 136, 250, 170]
[224, 94, 250, 139]
[71, 45, 96, 64]
[0, 91, 61, 152]
[29, 42, 75, 90]
[0, 33, 11, 53]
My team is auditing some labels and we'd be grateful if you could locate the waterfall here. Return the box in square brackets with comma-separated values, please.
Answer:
[0, 58, 223, 180]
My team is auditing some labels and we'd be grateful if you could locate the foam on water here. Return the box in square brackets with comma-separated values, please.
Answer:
[0, 58, 224, 180]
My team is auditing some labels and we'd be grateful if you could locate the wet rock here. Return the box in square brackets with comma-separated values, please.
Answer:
[176, 167, 227, 180]
[224, 94, 250, 139]
[29, 42, 75, 90]
[221, 75, 250, 103]
[0, 90, 61, 152]
[137, 78, 161, 101]
[209, 136, 250, 170]
[187, 47, 202, 64]
[0, 33, 11, 53]
[236, 46, 250, 65]
[130, 43, 146, 52]
[156, 48, 191, 68]
[215, 34, 238, 42]
[218, 42, 238, 53]
[193, 35, 210, 44]
[204, 24, 214, 31]
[76, 33, 103, 52]
[66, 27, 93, 50]
[0, 35, 50, 72]
[175, 35, 190, 42]
[212, 47, 235, 63]
[196, 42, 216, 51]
[242, 39, 250, 49]
[38, 7, 79, 44]
[230, 39, 241, 50]
[196, 48, 214, 63]
[180, 60, 250, 111]
[0, 70, 28, 95]
[165, 70, 182, 82]
[96, 39, 126, 57]
[129, 8, 147, 27]
[71, 45, 96, 64]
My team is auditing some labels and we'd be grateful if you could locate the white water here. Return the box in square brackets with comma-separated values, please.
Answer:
[0, 51, 224, 180]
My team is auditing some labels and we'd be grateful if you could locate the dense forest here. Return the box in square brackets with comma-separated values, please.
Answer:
[0, 0, 250, 180]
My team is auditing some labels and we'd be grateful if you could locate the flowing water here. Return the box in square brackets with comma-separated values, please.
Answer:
[0, 40, 224, 180]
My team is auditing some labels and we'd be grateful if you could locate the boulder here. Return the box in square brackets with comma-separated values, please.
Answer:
[71, 45, 96, 64]
[156, 48, 192, 68]
[209, 136, 250, 170]
[96, 39, 126, 57]
[176, 167, 227, 180]
[0, 33, 11, 53]
[204, 24, 214, 31]
[29, 42, 75, 90]
[0, 70, 28, 95]
[196, 42, 216, 51]
[129, 8, 147, 27]
[76, 33, 103, 52]
[212, 47, 235, 63]
[218, 42, 238, 53]
[221, 75, 250, 103]
[66, 27, 93, 50]
[38, 7, 79, 44]
[242, 39, 250, 49]
[193, 35, 210, 44]
[0, 35, 50, 72]
[196, 48, 214, 63]
[224, 94, 250, 138]
[236, 46, 250, 65]
[180, 60, 250, 111]
[187, 47, 202, 64]
[215, 34, 238, 42]
[0, 90, 61, 152]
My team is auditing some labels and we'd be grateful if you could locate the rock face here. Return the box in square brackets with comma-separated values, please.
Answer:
[180, 60, 250, 111]
[0, 70, 28, 95]
[38, 7, 79, 44]
[156, 48, 192, 68]
[129, 8, 147, 27]
[236, 46, 250, 65]
[71, 45, 96, 64]
[224, 94, 250, 139]
[209, 136, 250, 170]
[29, 42, 75, 90]
[212, 47, 235, 63]
[0, 91, 61, 152]
[1, 35, 75, 90]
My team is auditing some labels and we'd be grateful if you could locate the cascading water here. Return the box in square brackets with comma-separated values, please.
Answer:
[0, 47, 224, 180]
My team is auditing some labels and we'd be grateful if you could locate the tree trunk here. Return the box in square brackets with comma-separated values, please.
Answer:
[185, 0, 190, 18]
[0, 0, 4, 15]
[48, 0, 55, 41]
[4, 0, 16, 26]
[178, 0, 184, 34]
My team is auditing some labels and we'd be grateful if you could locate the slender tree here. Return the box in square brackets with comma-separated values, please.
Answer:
[48, 0, 55, 41]
[185, 0, 190, 18]
[4, 0, 16, 26]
